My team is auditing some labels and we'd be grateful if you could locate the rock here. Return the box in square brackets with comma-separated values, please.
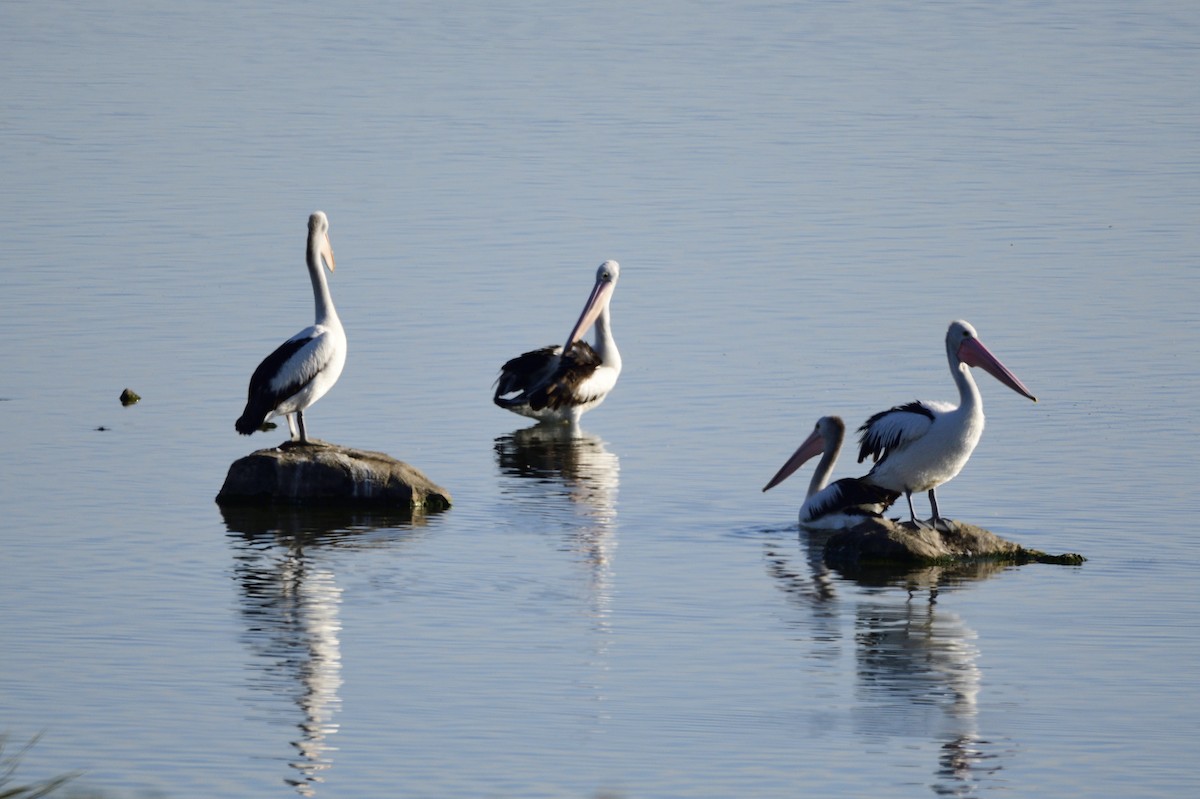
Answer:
[216, 440, 451, 511]
[824, 517, 1085, 569]
[119, 388, 141, 406]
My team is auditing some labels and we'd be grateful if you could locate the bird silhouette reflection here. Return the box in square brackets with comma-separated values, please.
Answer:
[220, 504, 422, 796]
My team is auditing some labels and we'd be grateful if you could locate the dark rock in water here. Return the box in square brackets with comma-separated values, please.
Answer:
[119, 388, 141, 406]
[824, 517, 1084, 569]
[216, 440, 451, 511]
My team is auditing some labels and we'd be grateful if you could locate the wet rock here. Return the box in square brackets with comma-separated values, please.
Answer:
[216, 440, 451, 511]
[119, 388, 141, 406]
[824, 517, 1084, 568]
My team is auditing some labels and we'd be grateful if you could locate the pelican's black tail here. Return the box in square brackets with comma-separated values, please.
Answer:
[235, 410, 265, 435]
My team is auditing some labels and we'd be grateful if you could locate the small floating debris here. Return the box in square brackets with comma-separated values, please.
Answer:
[95, 425, 109, 432]
[119, 388, 141, 406]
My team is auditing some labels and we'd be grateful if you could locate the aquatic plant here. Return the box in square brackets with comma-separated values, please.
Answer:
[0, 735, 78, 799]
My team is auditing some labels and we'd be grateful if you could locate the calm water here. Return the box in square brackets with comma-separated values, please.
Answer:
[2, 1, 1198, 797]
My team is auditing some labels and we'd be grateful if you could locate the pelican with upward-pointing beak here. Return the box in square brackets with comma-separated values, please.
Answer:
[494, 260, 621, 426]
[236, 211, 346, 444]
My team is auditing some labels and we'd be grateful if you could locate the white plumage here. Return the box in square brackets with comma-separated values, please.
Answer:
[855, 320, 1036, 528]
[763, 415, 899, 529]
[494, 260, 622, 425]
[236, 211, 346, 444]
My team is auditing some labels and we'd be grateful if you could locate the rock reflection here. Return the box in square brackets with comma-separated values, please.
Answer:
[220, 505, 421, 796]
[832, 558, 1011, 603]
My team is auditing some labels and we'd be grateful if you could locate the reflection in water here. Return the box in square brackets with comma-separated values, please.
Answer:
[494, 426, 620, 620]
[220, 505, 421, 796]
[761, 528, 843, 660]
[763, 537, 1010, 797]
[765, 528, 839, 604]
[830, 558, 1011, 604]
[495, 426, 620, 735]
[853, 600, 997, 797]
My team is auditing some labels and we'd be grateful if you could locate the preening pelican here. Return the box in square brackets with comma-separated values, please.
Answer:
[763, 415, 899, 529]
[494, 260, 621, 425]
[236, 211, 346, 444]
[856, 320, 1036, 529]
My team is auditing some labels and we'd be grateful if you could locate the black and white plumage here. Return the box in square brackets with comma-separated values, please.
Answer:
[855, 320, 1037, 529]
[494, 260, 621, 425]
[236, 211, 346, 444]
[762, 415, 899, 529]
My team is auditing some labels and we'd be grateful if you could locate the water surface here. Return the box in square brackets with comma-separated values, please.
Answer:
[2, 1, 1198, 797]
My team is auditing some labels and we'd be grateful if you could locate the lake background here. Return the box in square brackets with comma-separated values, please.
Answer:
[2, 1, 1198, 797]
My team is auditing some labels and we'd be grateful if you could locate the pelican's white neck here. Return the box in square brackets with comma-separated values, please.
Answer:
[592, 303, 621, 370]
[951, 357, 982, 416]
[308, 239, 339, 326]
[807, 435, 841, 498]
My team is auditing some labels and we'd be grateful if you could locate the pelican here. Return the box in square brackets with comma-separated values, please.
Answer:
[763, 415, 899, 529]
[856, 320, 1036, 529]
[235, 211, 346, 444]
[494, 260, 621, 425]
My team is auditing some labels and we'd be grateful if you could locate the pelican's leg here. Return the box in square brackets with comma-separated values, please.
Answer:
[296, 410, 308, 444]
[904, 490, 920, 526]
[928, 489, 950, 532]
[285, 413, 300, 442]
[906, 489, 935, 530]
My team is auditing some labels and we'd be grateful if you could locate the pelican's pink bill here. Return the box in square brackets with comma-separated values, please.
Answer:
[762, 427, 826, 492]
[958, 337, 1037, 402]
[563, 271, 615, 349]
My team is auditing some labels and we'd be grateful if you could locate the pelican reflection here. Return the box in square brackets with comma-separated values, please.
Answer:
[853, 597, 1008, 796]
[494, 426, 620, 600]
[494, 426, 620, 702]
[761, 536, 1011, 797]
[759, 528, 843, 658]
[221, 505, 422, 796]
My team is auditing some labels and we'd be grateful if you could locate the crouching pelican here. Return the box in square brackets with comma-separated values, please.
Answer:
[494, 260, 621, 425]
[763, 415, 899, 529]
[235, 211, 346, 444]
[856, 320, 1036, 529]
